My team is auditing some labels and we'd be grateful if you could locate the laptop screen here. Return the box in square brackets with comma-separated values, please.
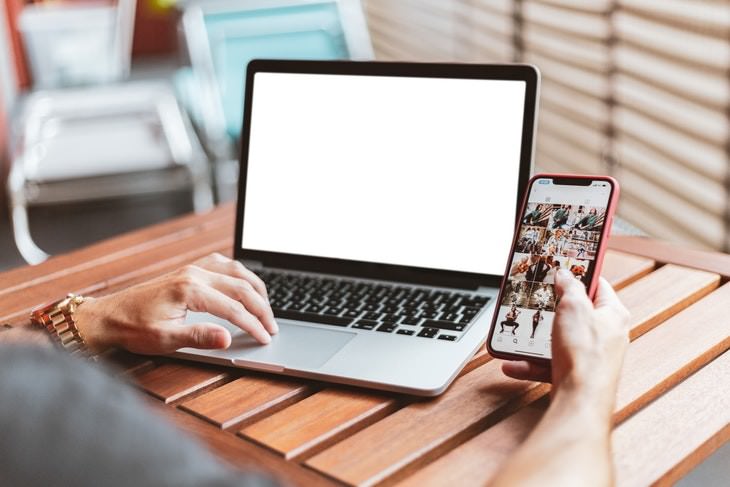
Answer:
[241, 71, 528, 276]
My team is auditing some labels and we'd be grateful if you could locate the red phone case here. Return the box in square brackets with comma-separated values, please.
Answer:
[486, 173, 620, 364]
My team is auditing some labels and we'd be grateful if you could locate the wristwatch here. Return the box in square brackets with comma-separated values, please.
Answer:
[30, 294, 95, 359]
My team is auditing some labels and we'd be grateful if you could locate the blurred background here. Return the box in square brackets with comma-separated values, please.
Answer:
[0, 0, 727, 482]
[1, 0, 729, 270]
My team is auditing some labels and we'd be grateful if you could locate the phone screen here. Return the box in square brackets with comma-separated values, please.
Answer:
[489, 177, 613, 359]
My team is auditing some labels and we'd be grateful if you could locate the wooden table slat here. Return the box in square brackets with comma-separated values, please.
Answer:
[610, 235, 730, 279]
[100, 349, 156, 376]
[616, 264, 720, 340]
[305, 362, 545, 486]
[241, 389, 400, 461]
[601, 250, 656, 289]
[395, 280, 730, 486]
[397, 404, 546, 487]
[614, 282, 730, 421]
[613, 351, 730, 486]
[179, 375, 313, 429]
[0, 225, 232, 324]
[0, 204, 234, 293]
[239, 346, 494, 462]
[148, 398, 338, 487]
[134, 362, 230, 404]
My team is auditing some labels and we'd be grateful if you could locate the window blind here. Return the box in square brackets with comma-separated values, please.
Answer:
[362, 0, 730, 250]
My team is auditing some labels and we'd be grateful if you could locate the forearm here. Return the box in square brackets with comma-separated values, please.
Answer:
[0, 324, 52, 347]
[490, 388, 614, 487]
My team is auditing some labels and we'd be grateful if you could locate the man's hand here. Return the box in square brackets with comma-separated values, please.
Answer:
[74, 253, 278, 355]
[490, 269, 630, 487]
[502, 269, 630, 411]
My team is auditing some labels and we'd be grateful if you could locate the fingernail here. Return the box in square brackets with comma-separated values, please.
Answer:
[261, 333, 272, 344]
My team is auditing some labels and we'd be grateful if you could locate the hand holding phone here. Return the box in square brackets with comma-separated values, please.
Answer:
[487, 174, 620, 364]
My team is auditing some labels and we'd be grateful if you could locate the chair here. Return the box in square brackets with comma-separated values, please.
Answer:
[8, 0, 215, 265]
[8, 81, 214, 265]
[18, 0, 136, 88]
[174, 0, 374, 198]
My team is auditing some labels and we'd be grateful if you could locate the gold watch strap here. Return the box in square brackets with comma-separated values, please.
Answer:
[30, 294, 95, 359]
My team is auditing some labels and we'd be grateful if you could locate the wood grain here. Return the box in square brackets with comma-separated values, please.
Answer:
[614, 282, 730, 422]
[240, 347, 494, 462]
[100, 349, 156, 376]
[147, 398, 338, 487]
[0, 224, 232, 325]
[610, 235, 730, 279]
[179, 375, 313, 429]
[398, 403, 546, 487]
[305, 361, 546, 486]
[601, 249, 655, 289]
[134, 362, 230, 404]
[615, 264, 720, 340]
[0, 204, 233, 293]
[241, 389, 400, 460]
[613, 351, 730, 486]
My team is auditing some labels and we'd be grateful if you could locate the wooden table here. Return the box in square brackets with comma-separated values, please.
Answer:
[1, 204, 729, 486]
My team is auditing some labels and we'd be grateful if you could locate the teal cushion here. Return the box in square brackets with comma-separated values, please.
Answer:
[204, 3, 349, 138]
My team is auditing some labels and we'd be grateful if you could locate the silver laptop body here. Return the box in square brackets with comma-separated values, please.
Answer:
[177, 60, 540, 396]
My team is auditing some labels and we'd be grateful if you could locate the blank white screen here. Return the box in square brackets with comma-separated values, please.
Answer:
[242, 72, 527, 275]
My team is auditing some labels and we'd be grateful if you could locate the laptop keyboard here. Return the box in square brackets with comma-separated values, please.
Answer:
[258, 269, 491, 342]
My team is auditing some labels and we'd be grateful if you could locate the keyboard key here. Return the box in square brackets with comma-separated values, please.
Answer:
[397, 329, 415, 336]
[272, 308, 353, 327]
[377, 323, 397, 333]
[354, 319, 379, 328]
[353, 321, 377, 330]
[420, 319, 466, 332]
[343, 310, 361, 319]
[324, 307, 343, 316]
[438, 334, 457, 341]
[400, 317, 421, 326]
[417, 327, 439, 338]
[306, 304, 323, 313]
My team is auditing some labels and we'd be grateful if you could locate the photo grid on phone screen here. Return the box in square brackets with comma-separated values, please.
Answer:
[494, 202, 607, 353]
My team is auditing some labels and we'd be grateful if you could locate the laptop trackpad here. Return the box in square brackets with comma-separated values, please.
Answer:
[228, 323, 355, 370]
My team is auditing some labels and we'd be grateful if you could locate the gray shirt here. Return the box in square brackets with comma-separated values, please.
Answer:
[0, 345, 278, 487]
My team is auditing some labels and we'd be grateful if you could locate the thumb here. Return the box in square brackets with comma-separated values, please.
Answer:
[170, 323, 232, 350]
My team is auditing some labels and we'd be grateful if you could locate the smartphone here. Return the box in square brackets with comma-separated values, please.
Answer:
[487, 173, 620, 364]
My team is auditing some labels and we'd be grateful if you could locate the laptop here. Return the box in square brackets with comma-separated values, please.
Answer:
[177, 60, 540, 396]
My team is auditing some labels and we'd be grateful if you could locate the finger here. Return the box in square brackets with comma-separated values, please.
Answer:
[195, 268, 278, 335]
[196, 254, 269, 301]
[167, 323, 232, 350]
[593, 277, 623, 310]
[555, 268, 586, 298]
[188, 284, 272, 344]
[501, 360, 552, 383]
